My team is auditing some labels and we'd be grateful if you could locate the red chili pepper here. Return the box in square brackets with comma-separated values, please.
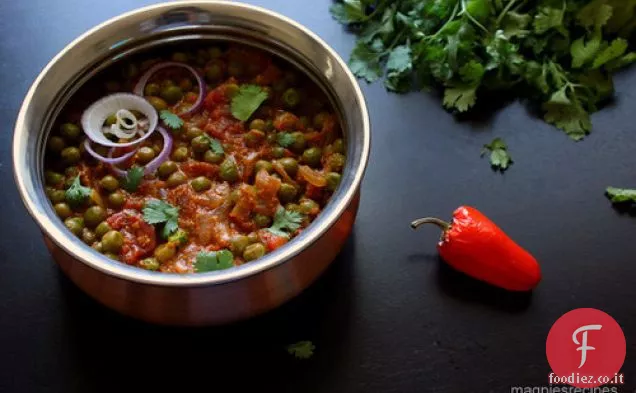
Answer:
[411, 206, 541, 291]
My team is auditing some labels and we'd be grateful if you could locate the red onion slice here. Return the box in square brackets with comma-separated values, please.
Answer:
[109, 126, 173, 177]
[133, 61, 206, 116]
[84, 138, 136, 164]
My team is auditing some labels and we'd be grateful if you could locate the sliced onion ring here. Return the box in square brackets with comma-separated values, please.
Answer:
[109, 126, 173, 177]
[133, 61, 206, 116]
[84, 139, 136, 165]
[81, 93, 158, 148]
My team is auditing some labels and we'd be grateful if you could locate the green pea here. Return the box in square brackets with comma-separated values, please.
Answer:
[104, 252, 120, 261]
[48, 136, 65, 153]
[171, 146, 190, 161]
[205, 64, 223, 81]
[92, 242, 104, 253]
[140, 257, 160, 271]
[144, 82, 160, 96]
[49, 189, 66, 203]
[84, 206, 106, 228]
[247, 232, 259, 244]
[253, 214, 271, 228]
[302, 147, 322, 168]
[264, 119, 274, 132]
[249, 119, 266, 131]
[289, 132, 306, 152]
[326, 172, 341, 191]
[61, 147, 81, 165]
[230, 235, 250, 256]
[99, 175, 119, 192]
[203, 150, 223, 164]
[282, 88, 300, 108]
[95, 222, 111, 238]
[54, 203, 72, 219]
[168, 229, 188, 246]
[332, 138, 345, 154]
[278, 183, 298, 203]
[161, 85, 183, 105]
[254, 160, 273, 174]
[154, 243, 176, 263]
[136, 146, 156, 164]
[208, 47, 222, 58]
[243, 243, 266, 261]
[60, 123, 81, 140]
[191, 135, 210, 153]
[157, 161, 178, 178]
[81, 228, 97, 245]
[300, 199, 319, 215]
[166, 172, 188, 188]
[225, 83, 240, 98]
[45, 171, 64, 186]
[266, 133, 277, 144]
[179, 78, 193, 92]
[244, 130, 265, 147]
[220, 157, 239, 182]
[278, 157, 298, 177]
[64, 217, 84, 236]
[147, 96, 168, 111]
[161, 79, 175, 89]
[191, 176, 212, 192]
[271, 147, 285, 159]
[185, 126, 204, 141]
[328, 153, 346, 172]
[171, 52, 188, 62]
[108, 192, 125, 208]
[227, 61, 244, 77]
[313, 112, 329, 129]
[102, 230, 124, 253]
[229, 189, 240, 204]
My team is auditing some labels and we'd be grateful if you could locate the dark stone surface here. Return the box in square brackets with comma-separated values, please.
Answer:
[0, 1, 634, 392]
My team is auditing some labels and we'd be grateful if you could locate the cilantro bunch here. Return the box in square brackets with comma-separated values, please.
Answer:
[331, 0, 636, 140]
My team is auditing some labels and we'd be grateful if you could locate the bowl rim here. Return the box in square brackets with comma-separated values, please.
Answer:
[13, 0, 370, 287]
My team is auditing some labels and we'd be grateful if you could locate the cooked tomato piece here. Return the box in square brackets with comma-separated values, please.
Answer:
[260, 230, 288, 251]
[106, 210, 156, 265]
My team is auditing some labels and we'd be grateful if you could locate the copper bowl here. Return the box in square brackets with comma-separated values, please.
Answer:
[13, 1, 370, 325]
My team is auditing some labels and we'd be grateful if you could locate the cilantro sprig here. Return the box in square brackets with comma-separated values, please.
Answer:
[142, 199, 179, 238]
[267, 206, 303, 238]
[330, 0, 636, 142]
[481, 137, 513, 172]
[65, 176, 92, 206]
[159, 110, 184, 130]
[231, 85, 268, 121]
[194, 249, 234, 272]
[121, 166, 144, 192]
[606, 187, 636, 204]
[200, 134, 224, 154]
[286, 341, 315, 359]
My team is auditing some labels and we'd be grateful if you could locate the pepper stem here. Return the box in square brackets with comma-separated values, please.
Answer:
[410, 217, 450, 231]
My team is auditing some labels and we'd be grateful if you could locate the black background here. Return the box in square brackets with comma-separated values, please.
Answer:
[0, 1, 634, 392]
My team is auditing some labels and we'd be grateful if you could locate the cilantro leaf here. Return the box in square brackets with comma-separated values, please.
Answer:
[120, 166, 144, 192]
[592, 38, 628, 69]
[64, 176, 91, 206]
[571, 34, 601, 68]
[543, 87, 592, 140]
[443, 86, 477, 112]
[267, 206, 303, 238]
[200, 134, 224, 154]
[385, 45, 412, 92]
[142, 199, 180, 238]
[349, 41, 383, 83]
[329, 0, 366, 24]
[577, 1, 613, 29]
[481, 138, 513, 172]
[159, 110, 184, 130]
[277, 133, 295, 148]
[286, 341, 315, 359]
[194, 249, 235, 273]
[606, 187, 636, 204]
[231, 85, 268, 121]
[534, 6, 564, 34]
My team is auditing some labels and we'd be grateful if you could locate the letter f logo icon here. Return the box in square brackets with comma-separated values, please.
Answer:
[572, 324, 602, 368]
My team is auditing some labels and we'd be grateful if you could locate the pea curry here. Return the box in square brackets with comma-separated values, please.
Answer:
[44, 44, 345, 273]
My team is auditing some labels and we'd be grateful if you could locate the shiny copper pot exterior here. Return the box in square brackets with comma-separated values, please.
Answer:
[13, 2, 370, 325]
